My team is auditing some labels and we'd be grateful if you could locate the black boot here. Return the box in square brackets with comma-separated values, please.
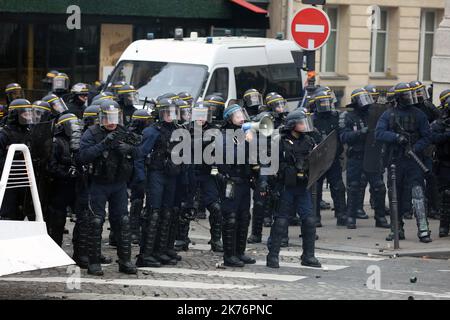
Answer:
[247, 201, 264, 243]
[155, 209, 177, 265]
[372, 184, 390, 228]
[174, 212, 191, 251]
[136, 208, 161, 268]
[129, 199, 143, 245]
[266, 218, 289, 268]
[330, 182, 347, 226]
[237, 211, 255, 264]
[49, 208, 67, 247]
[412, 186, 432, 243]
[72, 209, 89, 269]
[439, 217, 450, 237]
[223, 213, 244, 267]
[87, 216, 104, 276]
[300, 215, 321, 268]
[208, 202, 224, 252]
[346, 183, 359, 229]
[439, 190, 450, 238]
[386, 218, 406, 241]
[166, 208, 182, 261]
[116, 215, 137, 274]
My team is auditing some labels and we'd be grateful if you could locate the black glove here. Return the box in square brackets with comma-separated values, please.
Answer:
[102, 131, 119, 147]
[360, 126, 369, 134]
[116, 142, 135, 155]
[397, 134, 409, 146]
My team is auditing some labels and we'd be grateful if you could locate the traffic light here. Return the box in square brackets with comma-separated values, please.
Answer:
[301, 0, 326, 5]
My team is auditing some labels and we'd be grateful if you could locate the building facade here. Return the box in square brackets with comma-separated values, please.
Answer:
[0, 0, 270, 102]
[268, 0, 445, 105]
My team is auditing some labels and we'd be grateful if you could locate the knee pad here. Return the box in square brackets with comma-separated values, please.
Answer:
[224, 212, 237, 226]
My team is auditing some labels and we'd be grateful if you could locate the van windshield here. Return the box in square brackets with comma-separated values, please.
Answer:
[108, 60, 208, 101]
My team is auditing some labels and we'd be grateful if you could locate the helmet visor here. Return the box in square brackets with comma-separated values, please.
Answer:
[268, 98, 286, 113]
[397, 89, 415, 106]
[50, 98, 69, 114]
[191, 107, 212, 123]
[416, 85, 428, 102]
[159, 106, 180, 123]
[244, 92, 263, 107]
[230, 108, 250, 126]
[6, 88, 24, 101]
[180, 107, 192, 122]
[99, 108, 123, 126]
[52, 77, 68, 91]
[315, 96, 332, 113]
[17, 107, 35, 125]
[294, 115, 314, 133]
[353, 92, 374, 107]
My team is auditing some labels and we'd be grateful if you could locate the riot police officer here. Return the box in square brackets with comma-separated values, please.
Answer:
[42, 94, 70, 119]
[178, 92, 194, 105]
[312, 90, 347, 226]
[340, 88, 389, 229]
[243, 89, 264, 118]
[218, 104, 257, 267]
[190, 101, 224, 252]
[42, 70, 59, 95]
[0, 99, 35, 220]
[134, 98, 182, 267]
[410, 81, 441, 219]
[128, 108, 154, 244]
[266, 109, 321, 268]
[52, 72, 70, 98]
[431, 93, 450, 237]
[375, 82, 432, 243]
[67, 83, 89, 119]
[79, 100, 137, 275]
[5, 83, 25, 109]
[117, 85, 139, 126]
[47, 113, 83, 246]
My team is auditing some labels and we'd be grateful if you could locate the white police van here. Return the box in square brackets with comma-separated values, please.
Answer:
[107, 32, 305, 110]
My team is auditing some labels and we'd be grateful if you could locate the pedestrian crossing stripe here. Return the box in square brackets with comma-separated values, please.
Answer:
[0, 277, 259, 290]
[187, 243, 386, 261]
[137, 267, 307, 282]
[253, 260, 349, 271]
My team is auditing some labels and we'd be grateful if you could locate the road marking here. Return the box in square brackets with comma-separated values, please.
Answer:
[295, 24, 325, 33]
[438, 270, 450, 272]
[280, 250, 386, 261]
[371, 288, 450, 299]
[138, 267, 306, 282]
[254, 260, 348, 271]
[0, 277, 259, 290]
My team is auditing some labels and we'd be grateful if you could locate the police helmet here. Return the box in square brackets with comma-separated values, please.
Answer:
[364, 85, 379, 103]
[55, 113, 82, 136]
[42, 94, 69, 116]
[5, 83, 25, 104]
[265, 92, 279, 105]
[386, 86, 396, 104]
[98, 100, 123, 128]
[394, 82, 415, 107]
[439, 89, 450, 108]
[351, 88, 374, 110]
[191, 101, 212, 124]
[32, 100, 52, 123]
[156, 98, 180, 123]
[204, 95, 225, 122]
[117, 84, 139, 108]
[176, 100, 191, 123]
[409, 80, 428, 104]
[82, 104, 101, 127]
[266, 93, 287, 114]
[131, 108, 153, 129]
[7, 99, 35, 126]
[178, 92, 194, 105]
[285, 109, 314, 132]
[243, 88, 263, 109]
[313, 90, 334, 113]
[52, 72, 70, 93]
[223, 104, 249, 126]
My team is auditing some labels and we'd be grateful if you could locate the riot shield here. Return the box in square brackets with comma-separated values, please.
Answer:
[30, 120, 54, 215]
[307, 129, 338, 189]
[363, 103, 388, 173]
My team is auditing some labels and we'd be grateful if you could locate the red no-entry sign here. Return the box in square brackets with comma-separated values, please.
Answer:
[291, 7, 331, 51]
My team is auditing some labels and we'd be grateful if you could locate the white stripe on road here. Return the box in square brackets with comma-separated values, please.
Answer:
[254, 260, 348, 271]
[188, 243, 385, 262]
[371, 288, 450, 299]
[280, 250, 386, 261]
[438, 270, 450, 272]
[0, 277, 258, 290]
[138, 267, 306, 282]
[295, 24, 325, 33]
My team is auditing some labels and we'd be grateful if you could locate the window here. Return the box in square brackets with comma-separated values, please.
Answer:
[419, 11, 437, 82]
[109, 60, 208, 100]
[320, 7, 338, 73]
[206, 68, 229, 100]
[370, 9, 388, 73]
[234, 64, 302, 100]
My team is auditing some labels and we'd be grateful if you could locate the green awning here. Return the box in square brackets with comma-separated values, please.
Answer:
[0, 0, 232, 19]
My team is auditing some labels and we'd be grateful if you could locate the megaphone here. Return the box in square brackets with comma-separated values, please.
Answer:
[242, 115, 274, 137]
